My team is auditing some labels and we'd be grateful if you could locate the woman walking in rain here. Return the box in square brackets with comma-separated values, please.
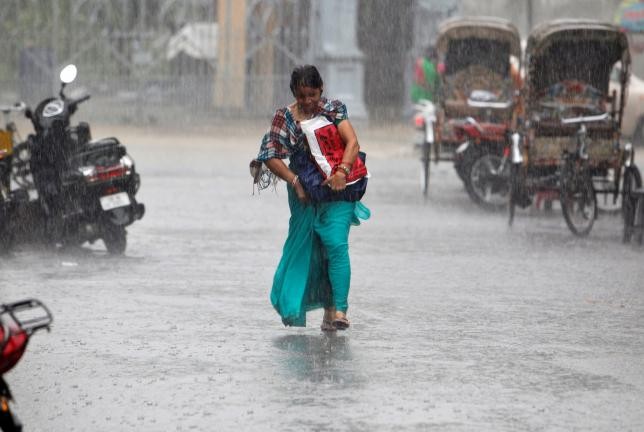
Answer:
[253, 65, 370, 331]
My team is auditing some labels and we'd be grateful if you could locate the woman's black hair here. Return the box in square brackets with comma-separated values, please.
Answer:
[290, 65, 323, 94]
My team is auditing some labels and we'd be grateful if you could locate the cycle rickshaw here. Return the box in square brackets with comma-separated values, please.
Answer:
[508, 19, 641, 236]
[418, 17, 521, 208]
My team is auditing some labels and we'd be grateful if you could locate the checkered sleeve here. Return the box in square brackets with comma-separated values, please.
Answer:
[257, 109, 290, 161]
[326, 99, 348, 124]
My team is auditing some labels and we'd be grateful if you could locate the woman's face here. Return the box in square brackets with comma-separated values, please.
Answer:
[294, 85, 322, 115]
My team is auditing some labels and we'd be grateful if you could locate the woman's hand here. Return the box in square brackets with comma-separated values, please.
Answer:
[293, 180, 308, 203]
[322, 172, 347, 192]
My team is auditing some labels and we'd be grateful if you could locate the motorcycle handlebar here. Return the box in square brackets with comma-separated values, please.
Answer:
[72, 94, 91, 106]
[68, 94, 91, 114]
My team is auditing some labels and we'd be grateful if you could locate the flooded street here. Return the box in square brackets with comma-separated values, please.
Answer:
[2, 123, 644, 431]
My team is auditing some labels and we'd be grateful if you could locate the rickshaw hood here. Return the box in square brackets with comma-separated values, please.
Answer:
[526, 19, 630, 94]
[436, 16, 521, 58]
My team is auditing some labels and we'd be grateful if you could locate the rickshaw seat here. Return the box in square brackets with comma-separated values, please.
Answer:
[444, 65, 511, 102]
[443, 99, 513, 123]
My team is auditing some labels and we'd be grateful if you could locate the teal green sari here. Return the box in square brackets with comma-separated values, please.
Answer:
[270, 185, 370, 327]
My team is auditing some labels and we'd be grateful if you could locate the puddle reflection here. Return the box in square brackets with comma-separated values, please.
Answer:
[273, 333, 362, 385]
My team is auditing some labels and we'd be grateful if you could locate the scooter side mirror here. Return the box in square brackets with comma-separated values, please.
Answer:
[60, 64, 77, 84]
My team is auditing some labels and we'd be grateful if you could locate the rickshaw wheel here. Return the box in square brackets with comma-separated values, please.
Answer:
[508, 164, 531, 226]
[508, 164, 519, 226]
[420, 139, 431, 198]
[508, 192, 516, 227]
[560, 165, 597, 237]
[621, 165, 642, 243]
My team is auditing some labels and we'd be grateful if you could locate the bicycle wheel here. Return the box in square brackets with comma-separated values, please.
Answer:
[621, 165, 642, 242]
[560, 162, 597, 236]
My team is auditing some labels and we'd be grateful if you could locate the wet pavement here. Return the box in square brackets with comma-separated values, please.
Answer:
[1, 122, 644, 431]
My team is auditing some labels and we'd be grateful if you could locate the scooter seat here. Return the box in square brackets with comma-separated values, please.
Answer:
[76, 138, 126, 166]
[85, 137, 121, 151]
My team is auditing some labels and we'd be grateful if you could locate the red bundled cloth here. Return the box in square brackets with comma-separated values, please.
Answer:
[300, 116, 369, 184]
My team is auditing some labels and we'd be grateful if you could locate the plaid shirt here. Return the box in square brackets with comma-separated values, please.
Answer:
[256, 98, 348, 162]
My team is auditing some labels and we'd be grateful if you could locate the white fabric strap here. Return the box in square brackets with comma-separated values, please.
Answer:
[300, 116, 334, 178]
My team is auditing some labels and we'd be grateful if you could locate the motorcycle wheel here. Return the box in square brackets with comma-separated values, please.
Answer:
[103, 225, 127, 255]
[0, 385, 22, 432]
[0, 408, 22, 432]
[560, 162, 597, 237]
[464, 151, 510, 211]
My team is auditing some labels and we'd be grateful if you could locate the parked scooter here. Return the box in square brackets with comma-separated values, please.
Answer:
[17, 64, 144, 254]
[0, 299, 53, 432]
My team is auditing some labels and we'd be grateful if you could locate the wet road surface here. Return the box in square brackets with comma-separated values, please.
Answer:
[2, 122, 644, 431]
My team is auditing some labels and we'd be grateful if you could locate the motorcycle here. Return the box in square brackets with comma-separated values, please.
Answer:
[452, 112, 513, 211]
[0, 299, 53, 432]
[15, 64, 144, 254]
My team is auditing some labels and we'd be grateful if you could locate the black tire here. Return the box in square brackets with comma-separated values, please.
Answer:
[454, 160, 467, 183]
[464, 150, 510, 211]
[621, 165, 642, 243]
[454, 145, 476, 184]
[420, 139, 431, 197]
[632, 117, 644, 147]
[560, 161, 597, 237]
[103, 225, 127, 255]
[508, 166, 516, 227]
[0, 408, 22, 432]
[0, 210, 11, 254]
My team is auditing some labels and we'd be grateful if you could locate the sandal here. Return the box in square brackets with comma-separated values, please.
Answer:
[331, 316, 350, 330]
[321, 320, 336, 332]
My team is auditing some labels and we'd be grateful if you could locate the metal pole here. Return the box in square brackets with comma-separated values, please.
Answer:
[308, 0, 318, 64]
[527, 0, 533, 32]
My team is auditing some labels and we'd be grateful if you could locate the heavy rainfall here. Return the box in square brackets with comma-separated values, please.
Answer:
[0, 0, 643, 431]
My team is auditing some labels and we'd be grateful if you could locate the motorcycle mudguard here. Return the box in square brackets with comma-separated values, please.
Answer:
[455, 141, 470, 155]
[0, 327, 27, 375]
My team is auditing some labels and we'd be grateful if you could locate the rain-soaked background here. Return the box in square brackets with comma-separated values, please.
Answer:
[1, 1, 644, 431]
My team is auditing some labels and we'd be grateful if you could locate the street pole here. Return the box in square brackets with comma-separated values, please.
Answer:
[527, 0, 533, 32]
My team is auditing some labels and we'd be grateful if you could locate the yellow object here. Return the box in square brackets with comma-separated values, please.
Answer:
[0, 129, 13, 156]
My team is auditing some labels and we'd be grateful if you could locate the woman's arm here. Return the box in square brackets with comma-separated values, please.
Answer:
[264, 158, 308, 202]
[322, 119, 360, 191]
[337, 119, 360, 167]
